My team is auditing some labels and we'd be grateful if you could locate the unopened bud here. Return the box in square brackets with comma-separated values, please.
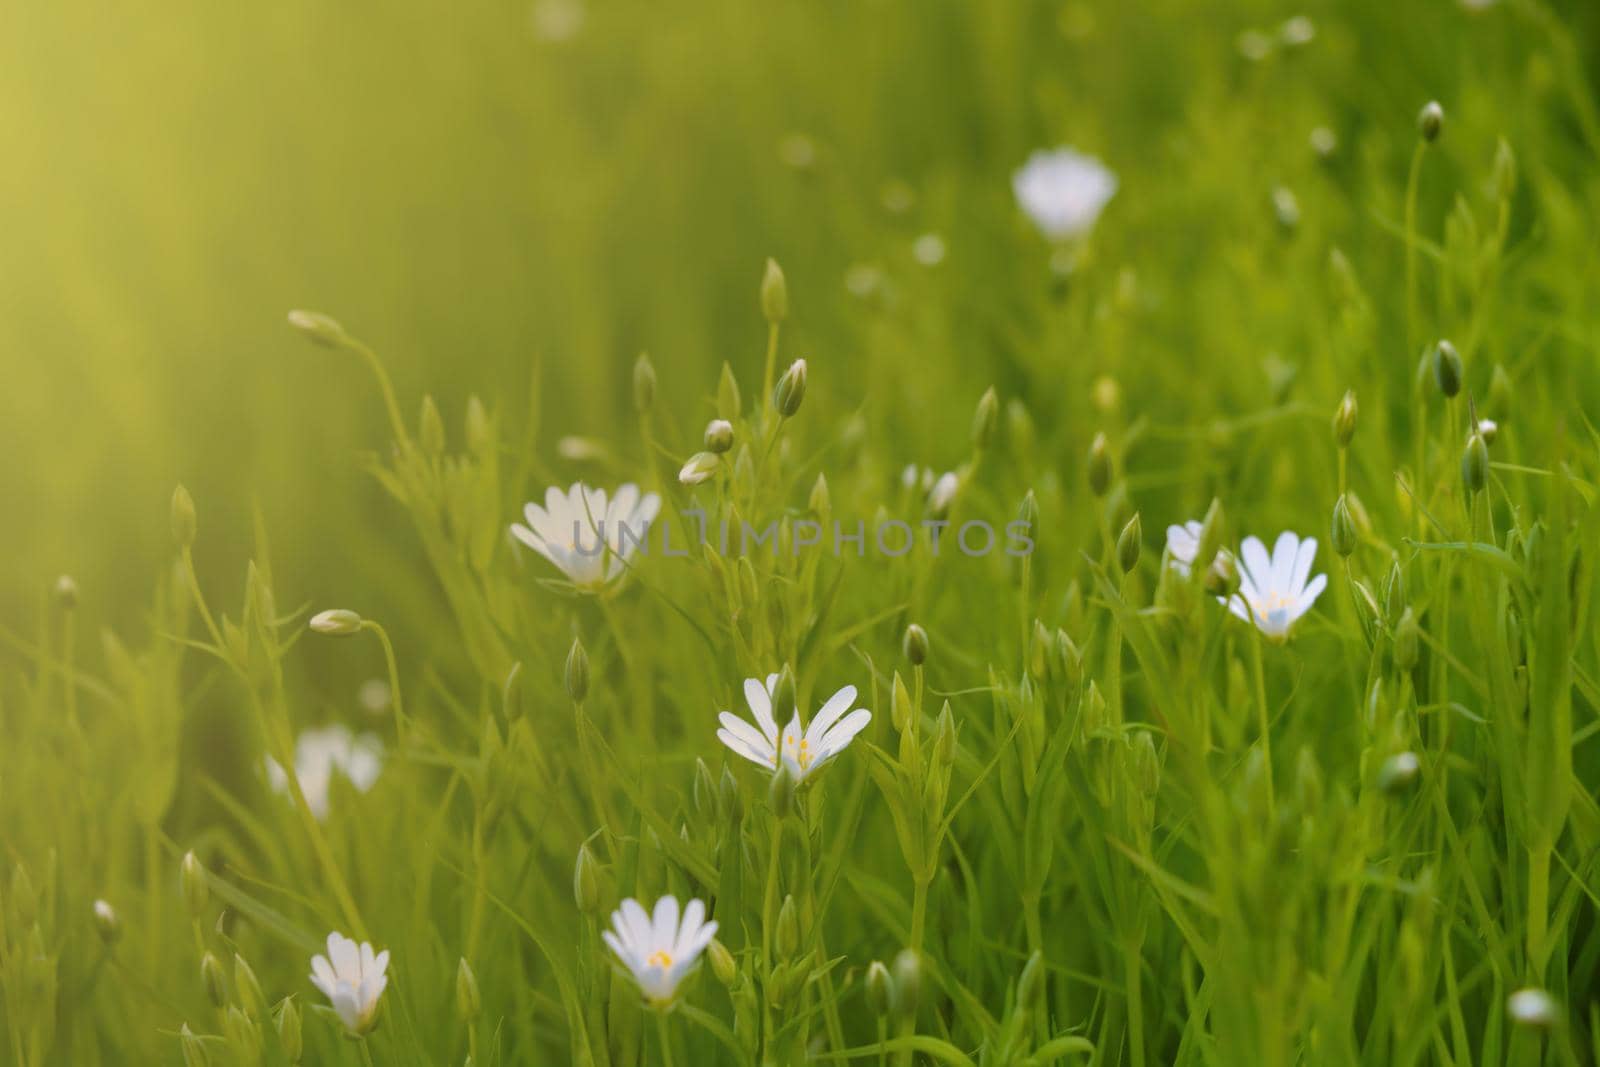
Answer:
[865, 960, 894, 1017]
[1418, 101, 1444, 143]
[891, 949, 920, 1020]
[574, 844, 601, 915]
[771, 667, 796, 725]
[172, 485, 198, 549]
[180, 851, 209, 918]
[776, 895, 800, 957]
[933, 703, 957, 769]
[808, 473, 831, 520]
[1433, 339, 1462, 398]
[1462, 432, 1489, 495]
[971, 387, 999, 451]
[55, 574, 79, 610]
[769, 763, 796, 819]
[309, 609, 363, 636]
[1086, 433, 1111, 497]
[456, 958, 481, 1022]
[1117, 513, 1142, 574]
[761, 258, 789, 324]
[1331, 496, 1356, 558]
[234, 954, 266, 1018]
[633, 353, 657, 414]
[1205, 553, 1240, 598]
[1507, 988, 1559, 1030]
[419, 395, 446, 456]
[903, 623, 929, 666]
[773, 359, 808, 418]
[565, 637, 589, 704]
[1333, 390, 1358, 447]
[704, 419, 734, 454]
[719, 766, 743, 825]
[678, 451, 721, 486]
[274, 998, 302, 1063]
[93, 899, 121, 945]
[201, 952, 227, 1008]
[1377, 751, 1421, 794]
[286, 309, 347, 348]
[708, 938, 737, 985]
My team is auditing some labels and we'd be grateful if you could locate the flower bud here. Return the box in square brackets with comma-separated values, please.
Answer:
[1086, 433, 1112, 497]
[903, 623, 929, 666]
[419, 395, 446, 456]
[1462, 432, 1489, 496]
[1384, 560, 1406, 625]
[1394, 607, 1420, 672]
[308, 609, 363, 636]
[234, 954, 266, 1018]
[773, 359, 808, 418]
[573, 844, 601, 915]
[1205, 553, 1240, 598]
[1507, 988, 1559, 1030]
[633, 353, 657, 414]
[1377, 751, 1421, 794]
[708, 938, 737, 986]
[180, 1023, 211, 1067]
[771, 667, 796, 726]
[926, 472, 959, 520]
[1117, 513, 1142, 574]
[1333, 390, 1358, 447]
[719, 766, 744, 825]
[1330, 496, 1357, 558]
[456, 958, 481, 1022]
[286, 309, 347, 347]
[1487, 362, 1512, 421]
[761, 258, 789, 324]
[704, 419, 735, 454]
[201, 952, 227, 1008]
[971, 387, 999, 451]
[717, 362, 743, 421]
[465, 395, 491, 457]
[1131, 731, 1161, 796]
[891, 950, 920, 1021]
[224, 1006, 260, 1061]
[865, 960, 894, 1017]
[55, 574, 79, 610]
[933, 702, 957, 770]
[1491, 138, 1516, 203]
[172, 484, 198, 549]
[776, 895, 799, 958]
[274, 998, 302, 1063]
[93, 899, 121, 945]
[1433, 339, 1462, 398]
[678, 451, 721, 486]
[1474, 418, 1498, 445]
[1082, 681, 1109, 739]
[1418, 100, 1444, 143]
[565, 637, 589, 704]
[769, 763, 796, 819]
[180, 851, 209, 918]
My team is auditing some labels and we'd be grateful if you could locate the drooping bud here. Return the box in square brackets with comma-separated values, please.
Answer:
[1418, 101, 1444, 143]
[678, 451, 721, 486]
[309, 609, 363, 636]
[456, 958, 481, 1023]
[773, 359, 808, 418]
[93, 899, 121, 945]
[761, 258, 789, 324]
[1462, 432, 1489, 496]
[1086, 433, 1111, 497]
[286, 309, 348, 348]
[704, 419, 734, 454]
[172, 485, 198, 549]
[1332, 390, 1358, 447]
[180, 851, 209, 918]
[902, 623, 929, 666]
[1330, 496, 1357, 558]
[1433, 339, 1462, 398]
[971, 387, 999, 451]
[565, 637, 589, 704]
[633, 353, 657, 414]
[574, 844, 600, 915]
[1117, 513, 1142, 574]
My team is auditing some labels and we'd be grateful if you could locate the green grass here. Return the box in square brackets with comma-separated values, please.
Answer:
[5, 0, 1600, 1064]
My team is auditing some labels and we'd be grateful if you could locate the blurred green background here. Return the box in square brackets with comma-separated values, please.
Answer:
[3, 0, 1598, 649]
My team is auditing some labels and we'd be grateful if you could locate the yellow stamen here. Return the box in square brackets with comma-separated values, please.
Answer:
[647, 950, 673, 969]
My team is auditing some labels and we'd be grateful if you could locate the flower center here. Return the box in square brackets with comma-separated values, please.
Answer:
[647, 950, 673, 969]
[1255, 591, 1295, 622]
[784, 735, 813, 770]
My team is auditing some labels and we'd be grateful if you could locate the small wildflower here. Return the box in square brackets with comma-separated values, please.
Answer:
[265, 725, 384, 820]
[93, 899, 121, 944]
[717, 675, 871, 784]
[1228, 532, 1328, 640]
[602, 896, 718, 1006]
[926, 471, 959, 518]
[511, 483, 662, 590]
[1507, 988, 1559, 1029]
[1013, 147, 1118, 242]
[912, 233, 946, 266]
[309, 932, 390, 1036]
[309, 609, 363, 636]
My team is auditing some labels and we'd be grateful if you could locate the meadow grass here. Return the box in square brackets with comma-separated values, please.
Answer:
[5, 2, 1600, 1065]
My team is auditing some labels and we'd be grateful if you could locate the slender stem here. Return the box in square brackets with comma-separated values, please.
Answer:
[1403, 140, 1426, 356]
[1125, 938, 1146, 1067]
[1250, 632, 1276, 820]
[762, 812, 784, 1060]
[1528, 841, 1551, 979]
[656, 1009, 677, 1067]
[347, 339, 413, 449]
[361, 621, 409, 748]
[761, 322, 781, 425]
[359, 1037, 377, 1067]
[894, 878, 931, 1067]
[180, 548, 225, 649]
[466, 809, 489, 963]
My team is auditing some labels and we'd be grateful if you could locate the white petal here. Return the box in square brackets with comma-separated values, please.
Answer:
[718, 727, 776, 769]
[1289, 536, 1318, 597]
[652, 896, 680, 950]
[816, 708, 872, 761]
[602, 930, 631, 968]
[744, 678, 779, 743]
[1239, 536, 1272, 595]
[1295, 573, 1328, 616]
[808, 685, 858, 738]
[635, 492, 662, 526]
[1270, 532, 1300, 591]
[329, 933, 358, 980]
[675, 899, 706, 956]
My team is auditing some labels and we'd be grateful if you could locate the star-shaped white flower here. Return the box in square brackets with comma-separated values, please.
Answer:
[265, 725, 383, 820]
[603, 896, 717, 1006]
[1229, 532, 1327, 640]
[717, 675, 872, 783]
[1012, 147, 1118, 242]
[1165, 520, 1205, 576]
[511, 482, 661, 591]
[310, 932, 390, 1036]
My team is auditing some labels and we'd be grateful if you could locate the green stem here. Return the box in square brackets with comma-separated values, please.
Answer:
[894, 877, 931, 1067]
[180, 548, 225, 650]
[761, 322, 781, 425]
[1403, 140, 1426, 356]
[1125, 938, 1146, 1067]
[466, 809, 489, 963]
[360, 620, 410, 748]
[1250, 632, 1276, 821]
[656, 1009, 677, 1067]
[762, 812, 784, 1059]
[359, 1037, 377, 1067]
[1527, 841, 1551, 979]
[347, 339, 413, 450]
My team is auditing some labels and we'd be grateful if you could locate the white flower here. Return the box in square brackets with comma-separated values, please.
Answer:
[602, 896, 717, 1006]
[717, 675, 872, 783]
[511, 482, 661, 590]
[1228, 532, 1327, 640]
[1507, 987, 1558, 1028]
[1012, 147, 1118, 242]
[926, 471, 960, 517]
[265, 725, 383, 820]
[310, 931, 390, 1035]
[1165, 520, 1205, 576]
